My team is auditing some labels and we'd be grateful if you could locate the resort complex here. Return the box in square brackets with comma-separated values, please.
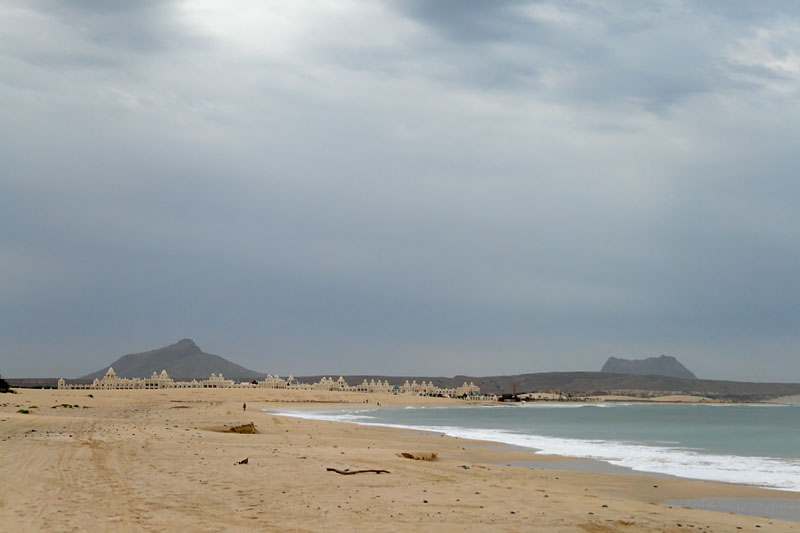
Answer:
[58, 367, 238, 390]
[59, 367, 481, 398]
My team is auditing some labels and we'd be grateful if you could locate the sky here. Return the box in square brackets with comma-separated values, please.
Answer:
[2, 1, 799, 381]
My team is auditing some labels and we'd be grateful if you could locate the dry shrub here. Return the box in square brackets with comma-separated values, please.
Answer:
[398, 451, 437, 461]
[229, 422, 257, 434]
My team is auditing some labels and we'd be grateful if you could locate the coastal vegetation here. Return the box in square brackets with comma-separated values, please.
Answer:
[0, 374, 13, 394]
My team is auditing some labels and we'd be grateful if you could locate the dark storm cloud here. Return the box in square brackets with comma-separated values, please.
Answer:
[1, 1, 800, 381]
[36, 0, 181, 54]
[2, 0, 200, 83]
[396, 0, 535, 43]
[388, 0, 797, 110]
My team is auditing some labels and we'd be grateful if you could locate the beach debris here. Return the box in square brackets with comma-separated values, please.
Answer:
[235, 457, 249, 465]
[398, 451, 437, 461]
[458, 465, 470, 469]
[326, 468, 390, 475]
[228, 422, 257, 434]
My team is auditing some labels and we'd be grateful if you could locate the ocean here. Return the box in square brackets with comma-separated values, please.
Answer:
[271, 403, 800, 493]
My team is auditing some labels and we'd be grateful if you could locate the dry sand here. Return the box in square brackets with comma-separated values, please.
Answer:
[773, 395, 800, 405]
[1, 388, 798, 532]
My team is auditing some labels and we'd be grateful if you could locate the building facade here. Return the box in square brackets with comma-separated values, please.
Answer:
[59, 369, 481, 398]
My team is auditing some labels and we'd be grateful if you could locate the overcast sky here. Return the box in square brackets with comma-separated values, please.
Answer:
[2, 1, 799, 381]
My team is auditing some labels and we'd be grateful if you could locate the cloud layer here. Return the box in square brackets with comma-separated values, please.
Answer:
[2, 1, 799, 380]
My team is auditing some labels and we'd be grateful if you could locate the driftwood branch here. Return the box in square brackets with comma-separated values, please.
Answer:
[326, 468, 390, 475]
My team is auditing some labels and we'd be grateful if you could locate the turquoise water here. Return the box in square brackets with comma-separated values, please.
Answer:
[273, 403, 800, 492]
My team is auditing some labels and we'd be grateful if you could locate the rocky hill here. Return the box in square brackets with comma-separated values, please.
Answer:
[79, 339, 264, 381]
[601, 355, 697, 379]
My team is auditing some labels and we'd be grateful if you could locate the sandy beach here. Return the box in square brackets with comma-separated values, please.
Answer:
[1, 388, 798, 532]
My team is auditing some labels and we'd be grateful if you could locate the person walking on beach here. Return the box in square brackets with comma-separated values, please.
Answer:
[243, 402, 246, 412]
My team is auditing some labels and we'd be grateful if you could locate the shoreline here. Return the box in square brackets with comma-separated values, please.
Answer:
[269, 401, 800, 494]
[2, 388, 799, 531]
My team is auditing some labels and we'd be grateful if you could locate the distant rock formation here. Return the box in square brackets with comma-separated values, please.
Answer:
[601, 355, 697, 379]
[79, 339, 264, 381]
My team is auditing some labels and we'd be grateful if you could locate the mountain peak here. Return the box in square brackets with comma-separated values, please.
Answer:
[79, 340, 263, 381]
[601, 355, 697, 379]
[175, 338, 200, 350]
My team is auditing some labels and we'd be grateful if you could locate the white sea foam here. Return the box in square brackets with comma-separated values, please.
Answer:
[268, 408, 800, 492]
[436, 427, 800, 493]
[704, 403, 789, 408]
[519, 403, 606, 409]
[402, 405, 456, 410]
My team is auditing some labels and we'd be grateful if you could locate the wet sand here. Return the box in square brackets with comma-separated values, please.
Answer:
[1, 388, 799, 532]
[661, 499, 800, 523]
